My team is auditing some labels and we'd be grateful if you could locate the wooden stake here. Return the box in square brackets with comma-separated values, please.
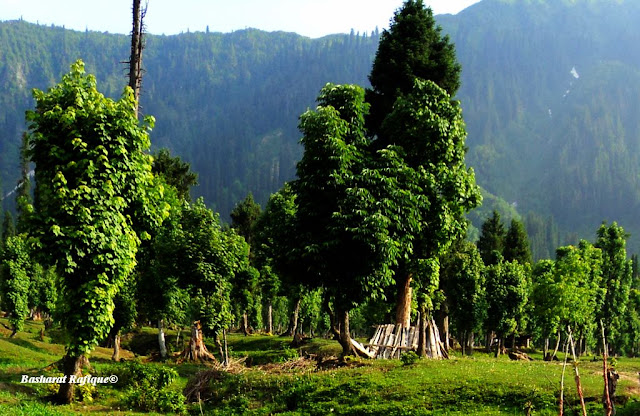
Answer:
[567, 326, 587, 416]
[601, 320, 612, 416]
[559, 338, 569, 416]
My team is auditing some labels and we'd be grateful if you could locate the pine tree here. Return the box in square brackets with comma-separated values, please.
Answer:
[504, 219, 532, 265]
[477, 211, 506, 266]
[366, 0, 461, 139]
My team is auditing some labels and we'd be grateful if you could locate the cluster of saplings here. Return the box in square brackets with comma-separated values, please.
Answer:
[0, 0, 637, 407]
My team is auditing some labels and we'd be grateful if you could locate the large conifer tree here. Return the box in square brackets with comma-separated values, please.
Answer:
[366, 0, 461, 139]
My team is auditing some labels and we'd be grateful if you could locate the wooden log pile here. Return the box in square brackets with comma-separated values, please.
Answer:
[365, 321, 445, 359]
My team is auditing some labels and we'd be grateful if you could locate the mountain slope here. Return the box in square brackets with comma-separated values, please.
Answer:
[2, 0, 640, 253]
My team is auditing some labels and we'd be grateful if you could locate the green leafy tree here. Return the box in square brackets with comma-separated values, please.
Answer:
[28, 264, 58, 325]
[440, 240, 486, 355]
[294, 83, 398, 356]
[531, 242, 603, 359]
[477, 211, 506, 266]
[253, 183, 304, 336]
[377, 79, 481, 356]
[366, 0, 461, 138]
[144, 198, 247, 360]
[503, 219, 532, 265]
[26, 61, 167, 403]
[484, 261, 529, 357]
[595, 221, 633, 354]
[0, 234, 31, 337]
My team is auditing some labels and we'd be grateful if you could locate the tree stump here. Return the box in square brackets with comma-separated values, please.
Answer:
[180, 321, 216, 362]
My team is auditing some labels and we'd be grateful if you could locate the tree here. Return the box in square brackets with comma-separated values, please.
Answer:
[0, 234, 31, 337]
[440, 240, 486, 355]
[504, 218, 532, 265]
[477, 211, 506, 266]
[128, 0, 146, 118]
[2, 210, 16, 245]
[294, 83, 398, 356]
[144, 198, 247, 361]
[253, 184, 303, 337]
[377, 79, 481, 356]
[531, 242, 603, 359]
[484, 261, 529, 357]
[26, 61, 167, 403]
[152, 148, 198, 201]
[365, 0, 477, 343]
[595, 222, 633, 354]
[366, 0, 461, 138]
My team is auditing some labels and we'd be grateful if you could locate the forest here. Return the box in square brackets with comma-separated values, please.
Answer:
[2, 0, 640, 415]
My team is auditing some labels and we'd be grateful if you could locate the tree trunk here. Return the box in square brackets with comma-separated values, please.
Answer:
[242, 311, 250, 336]
[417, 303, 427, 357]
[55, 354, 84, 404]
[467, 332, 475, 356]
[485, 332, 494, 353]
[129, 0, 145, 117]
[395, 274, 412, 327]
[158, 319, 167, 359]
[267, 300, 273, 335]
[112, 332, 121, 362]
[543, 337, 550, 360]
[337, 309, 355, 358]
[551, 331, 562, 360]
[495, 337, 503, 358]
[436, 303, 450, 351]
[283, 297, 301, 336]
[181, 321, 216, 362]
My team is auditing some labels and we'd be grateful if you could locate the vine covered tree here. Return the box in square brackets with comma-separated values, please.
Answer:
[0, 234, 32, 337]
[26, 61, 167, 403]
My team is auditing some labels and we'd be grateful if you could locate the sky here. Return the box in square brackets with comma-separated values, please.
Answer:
[0, 0, 481, 38]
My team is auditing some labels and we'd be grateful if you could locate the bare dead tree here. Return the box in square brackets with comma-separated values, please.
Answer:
[128, 0, 147, 118]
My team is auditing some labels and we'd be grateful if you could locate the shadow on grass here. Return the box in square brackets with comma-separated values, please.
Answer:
[4, 338, 49, 355]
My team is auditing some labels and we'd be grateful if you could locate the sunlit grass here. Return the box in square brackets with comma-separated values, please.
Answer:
[1, 316, 639, 414]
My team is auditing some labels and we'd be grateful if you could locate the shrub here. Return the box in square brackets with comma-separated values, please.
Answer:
[400, 351, 419, 366]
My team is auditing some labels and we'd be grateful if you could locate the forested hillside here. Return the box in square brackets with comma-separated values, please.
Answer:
[2, 0, 640, 253]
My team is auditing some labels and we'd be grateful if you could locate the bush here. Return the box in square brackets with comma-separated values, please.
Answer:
[104, 361, 185, 414]
[400, 351, 419, 366]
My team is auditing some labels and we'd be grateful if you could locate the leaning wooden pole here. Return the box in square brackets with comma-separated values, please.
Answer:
[559, 339, 569, 416]
[601, 320, 613, 416]
[567, 327, 587, 416]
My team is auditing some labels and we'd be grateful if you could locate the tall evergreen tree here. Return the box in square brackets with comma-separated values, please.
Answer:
[504, 219, 532, 265]
[366, 0, 461, 139]
[230, 193, 262, 252]
[152, 148, 198, 201]
[477, 211, 506, 266]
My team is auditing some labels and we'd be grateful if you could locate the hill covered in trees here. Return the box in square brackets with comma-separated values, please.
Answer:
[2, 0, 640, 253]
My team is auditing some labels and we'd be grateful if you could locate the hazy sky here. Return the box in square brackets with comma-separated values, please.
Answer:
[0, 0, 481, 38]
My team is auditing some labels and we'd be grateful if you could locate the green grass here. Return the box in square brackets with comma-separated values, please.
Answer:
[0, 316, 639, 415]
